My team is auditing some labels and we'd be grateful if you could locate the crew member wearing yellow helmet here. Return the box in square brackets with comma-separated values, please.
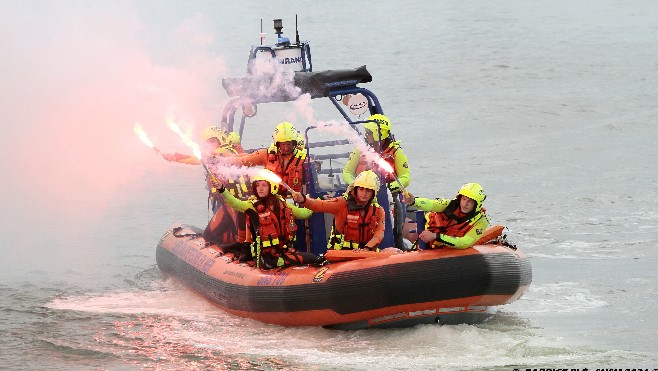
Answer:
[161, 126, 250, 201]
[220, 121, 306, 196]
[160, 126, 250, 243]
[291, 170, 385, 251]
[161, 125, 245, 163]
[343, 114, 410, 250]
[210, 170, 321, 269]
[225, 131, 245, 154]
[402, 183, 490, 249]
[342, 114, 410, 191]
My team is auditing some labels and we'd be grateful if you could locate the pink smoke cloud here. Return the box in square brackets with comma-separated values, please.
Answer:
[0, 4, 229, 218]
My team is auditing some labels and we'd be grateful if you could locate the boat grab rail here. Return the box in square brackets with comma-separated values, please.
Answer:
[307, 139, 350, 148]
[310, 152, 351, 161]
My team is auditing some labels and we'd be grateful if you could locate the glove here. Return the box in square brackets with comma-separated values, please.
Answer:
[401, 192, 415, 206]
[291, 192, 306, 204]
[389, 182, 402, 194]
[161, 153, 176, 162]
[162, 152, 187, 162]
[210, 177, 225, 194]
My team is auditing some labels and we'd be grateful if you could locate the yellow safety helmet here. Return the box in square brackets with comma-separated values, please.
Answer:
[272, 121, 299, 144]
[457, 182, 486, 213]
[251, 169, 280, 195]
[226, 131, 241, 146]
[201, 126, 228, 143]
[353, 170, 381, 195]
[364, 114, 391, 140]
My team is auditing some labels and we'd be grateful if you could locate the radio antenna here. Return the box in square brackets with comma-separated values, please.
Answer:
[295, 14, 300, 44]
[259, 18, 265, 45]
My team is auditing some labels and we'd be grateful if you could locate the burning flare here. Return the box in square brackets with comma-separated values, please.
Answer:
[166, 117, 202, 160]
[375, 156, 407, 194]
[376, 157, 394, 174]
[133, 123, 160, 153]
[166, 117, 188, 140]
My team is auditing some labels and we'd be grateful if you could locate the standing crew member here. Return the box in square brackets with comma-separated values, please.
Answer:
[342, 114, 410, 190]
[292, 170, 385, 251]
[403, 183, 490, 249]
[161, 125, 247, 170]
[343, 114, 410, 249]
[220, 121, 306, 197]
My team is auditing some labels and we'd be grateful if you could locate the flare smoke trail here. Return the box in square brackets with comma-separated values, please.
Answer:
[311, 120, 384, 167]
[201, 120, 387, 185]
[207, 163, 266, 181]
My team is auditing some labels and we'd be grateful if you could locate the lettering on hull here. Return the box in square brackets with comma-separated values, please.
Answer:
[171, 241, 216, 274]
[278, 56, 303, 65]
[256, 271, 290, 286]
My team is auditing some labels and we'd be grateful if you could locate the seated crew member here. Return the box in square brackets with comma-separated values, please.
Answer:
[219, 121, 306, 197]
[212, 170, 321, 269]
[342, 114, 410, 249]
[402, 183, 490, 249]
[291, 170, 385, 251]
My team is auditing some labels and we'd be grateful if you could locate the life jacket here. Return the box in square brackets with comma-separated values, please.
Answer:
[354, 140, 400, 184]
[204, 147, 251, 199]
[226, 175, 251, 199]
[265, 148, 306, 194]
[328, 193, 381, 251]
[246, 195, 298, 268]
[205, 174, 250, 199]
[218, 143, 244, 155]
[425, 198, 486, 248]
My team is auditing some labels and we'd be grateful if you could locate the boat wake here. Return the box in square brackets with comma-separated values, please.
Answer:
[42, 282, 647, 370]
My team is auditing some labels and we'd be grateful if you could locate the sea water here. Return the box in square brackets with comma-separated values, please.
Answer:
[1, 1, 657, 370]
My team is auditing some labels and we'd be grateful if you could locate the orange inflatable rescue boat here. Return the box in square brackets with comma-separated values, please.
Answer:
[155, 21, 532, 329]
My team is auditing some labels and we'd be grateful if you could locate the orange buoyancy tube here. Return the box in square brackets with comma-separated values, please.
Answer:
[474, 225, 505, 245]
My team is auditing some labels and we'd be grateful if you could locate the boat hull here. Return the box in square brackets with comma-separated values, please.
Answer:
[156, 223, 532, 329]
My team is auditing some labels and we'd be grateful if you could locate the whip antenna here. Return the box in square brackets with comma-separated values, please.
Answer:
[296, 14, 300, 44]
[259, 18, 265, 45]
